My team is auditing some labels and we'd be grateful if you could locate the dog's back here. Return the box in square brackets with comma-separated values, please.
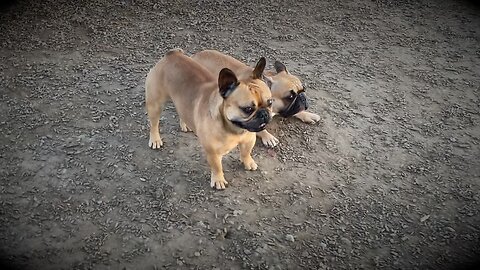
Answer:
[192, 50, 252, 80]
[155, 49, 215, 88]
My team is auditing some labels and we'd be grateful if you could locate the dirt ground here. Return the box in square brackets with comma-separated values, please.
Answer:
[1, 0, 479, 269]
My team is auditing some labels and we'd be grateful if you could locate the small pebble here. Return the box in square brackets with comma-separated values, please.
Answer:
[285, 234, 295, 242]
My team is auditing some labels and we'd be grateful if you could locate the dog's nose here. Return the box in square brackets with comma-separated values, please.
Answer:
[298, 92, 308, 110]
[258, 109, 270, 121]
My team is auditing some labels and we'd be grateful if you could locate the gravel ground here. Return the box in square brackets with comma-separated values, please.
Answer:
[1, 0, 479, 269]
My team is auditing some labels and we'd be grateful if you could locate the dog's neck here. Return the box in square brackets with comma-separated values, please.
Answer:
[263, 69, 277, 77]
[208, 91, 246, 135]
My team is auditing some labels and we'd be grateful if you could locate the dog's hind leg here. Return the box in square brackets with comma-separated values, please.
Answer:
[145, 71, 167, 149]
[179, 119, 192, 132]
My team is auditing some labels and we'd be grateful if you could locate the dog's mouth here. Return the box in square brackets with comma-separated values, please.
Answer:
[232, 108, 271, 132]
[279, 92, 308, 118]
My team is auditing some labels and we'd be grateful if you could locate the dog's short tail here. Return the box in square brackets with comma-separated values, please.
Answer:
[166, 48, 184, 56]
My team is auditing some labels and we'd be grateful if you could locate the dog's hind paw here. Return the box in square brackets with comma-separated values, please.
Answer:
[179, 120, 192, 132]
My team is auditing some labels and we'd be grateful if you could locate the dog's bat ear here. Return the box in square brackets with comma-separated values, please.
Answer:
[252, 57, 266, 79]
[218, 68, 239, 98]
[274, 61, 288, 73]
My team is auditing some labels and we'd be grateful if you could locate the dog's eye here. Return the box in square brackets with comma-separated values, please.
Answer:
[287, 90, 296, 100]
[267, 99, 273, 106]
[242, 106, 254, 115]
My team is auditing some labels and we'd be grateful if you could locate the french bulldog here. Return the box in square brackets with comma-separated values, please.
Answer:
[145, 49, 273, 189]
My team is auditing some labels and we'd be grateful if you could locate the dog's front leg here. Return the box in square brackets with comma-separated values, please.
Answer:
[206, 152, 228, 189]
[256, 129, 279, 148]
[294, 111, 320, 124]
[239, 133, 258, 171]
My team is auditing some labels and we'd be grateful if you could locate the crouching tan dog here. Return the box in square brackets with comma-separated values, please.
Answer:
[191, 50, 320, 148]
[145, 49, 273, 189]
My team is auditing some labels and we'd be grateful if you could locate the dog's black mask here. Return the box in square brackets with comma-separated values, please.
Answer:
[232, 108, 271, 132]
[279, 92, 308, 118]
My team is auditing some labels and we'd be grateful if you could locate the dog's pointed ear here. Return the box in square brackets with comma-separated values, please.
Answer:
[218, 68, 239, 98]
[274, 61, 288, 73]
[252, 57, 266, 79]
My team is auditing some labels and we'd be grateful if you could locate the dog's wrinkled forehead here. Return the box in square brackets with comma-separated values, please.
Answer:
[249, 79, 270, 93]
[248, 79, 271, 104]
[226, 79, 271, 106]
[274, 73, 303, 91]
[291, 79, 303, 91]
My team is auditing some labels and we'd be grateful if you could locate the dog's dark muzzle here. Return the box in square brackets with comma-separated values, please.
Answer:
[232, 108, 271, 132]
[279, 92, 308, 118]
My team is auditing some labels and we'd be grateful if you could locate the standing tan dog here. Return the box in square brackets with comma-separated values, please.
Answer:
[191, 50, 320, 147]
[145, 49, 273, 189]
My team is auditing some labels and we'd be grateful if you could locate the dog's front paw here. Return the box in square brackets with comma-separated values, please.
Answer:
[295, 111, 320, 124]
[260, 132, 279, 148]
[148, 135, 163, 149]
[210, 174, 228, 190]
[243, 157, 258, 171]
